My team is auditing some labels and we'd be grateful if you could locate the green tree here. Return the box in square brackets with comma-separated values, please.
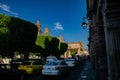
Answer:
[59, 42, 68, 57]
[0, 14, 38, 58]
[35, 35, 60, 58]
[49, 37, 59, 57]
[35, 35, 68, 58]
[35, 35, 52, 54]
[35, 36, 53, 61]
[70, 48, 78, 56]
[44, 37, 51, 55]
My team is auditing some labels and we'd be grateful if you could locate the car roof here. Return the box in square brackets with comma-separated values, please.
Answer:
[47, 56, 57, 58]
[47, 60, 63, 62]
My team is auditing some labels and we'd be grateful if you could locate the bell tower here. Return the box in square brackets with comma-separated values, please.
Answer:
[44, 26, 49, 36]
[36, 20, 42, 36]
[59, 34, 64, 43]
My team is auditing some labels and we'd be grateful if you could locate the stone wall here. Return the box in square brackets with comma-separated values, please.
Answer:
[86, 0, 120, 80]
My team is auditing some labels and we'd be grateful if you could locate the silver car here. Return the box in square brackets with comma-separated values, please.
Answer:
[65, 58, 77, 67]
[42, 60, 68, 76]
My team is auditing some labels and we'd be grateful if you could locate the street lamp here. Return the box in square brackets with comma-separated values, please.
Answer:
[81, 17, 90, 55]
[81, 17, 88, 29]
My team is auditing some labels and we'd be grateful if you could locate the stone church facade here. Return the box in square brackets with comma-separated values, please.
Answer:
[58, 34, 85, 58]
[36, 20, 49, 36]
[67, 42, 84, 55]
[36, 20, 85, 58]
[87, 0, 120, 80]
[64, 42, 85, 58]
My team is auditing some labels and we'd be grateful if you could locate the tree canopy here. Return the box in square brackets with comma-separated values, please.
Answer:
[0, 14, 68, 58]
[59, 42, 68, 56]
[0, 14, 38, 57]
[35, 35, 68, 58]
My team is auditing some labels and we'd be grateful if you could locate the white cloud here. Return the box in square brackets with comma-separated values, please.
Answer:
[54, 22, 64, 31]
[0, 3, 18, 16]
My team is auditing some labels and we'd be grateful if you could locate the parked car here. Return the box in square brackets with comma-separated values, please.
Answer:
[18, 60, 43, 74]
[46, 56, 57, 61]
[42, 60, 68, 76]
[10, 59, 24, 70]
[65, 58, 78, 67]
[0, 64, 25, 80]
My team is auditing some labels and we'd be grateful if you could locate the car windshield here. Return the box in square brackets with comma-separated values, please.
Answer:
[21, 62, 31, 65]
[66, 59, 75, 61]
[45, 61, 59, 66]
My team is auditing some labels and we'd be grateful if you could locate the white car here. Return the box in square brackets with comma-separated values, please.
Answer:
[46, 56, 57, 61]
[65, 58, 77, 67]
[42, 60, 68, 76]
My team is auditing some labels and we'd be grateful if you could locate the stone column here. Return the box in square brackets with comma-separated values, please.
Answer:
[103, 1, 120, 80]
[93, 19, 108, 80]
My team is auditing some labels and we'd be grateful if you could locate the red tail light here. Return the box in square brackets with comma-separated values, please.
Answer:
[55, 66, 59, 70]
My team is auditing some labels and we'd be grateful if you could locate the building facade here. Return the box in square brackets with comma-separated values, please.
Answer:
[58, 34, 64, 43]
[35, 20, 85, 59]
[64, 42, 84, 58]
[36, 20, 42, 36]
[87, 0, 120, 80]
[58, 35, 85, 58]
[67, 42, 84, 55]
[44, 26, 49, 36]
[36, 20, 50, 36]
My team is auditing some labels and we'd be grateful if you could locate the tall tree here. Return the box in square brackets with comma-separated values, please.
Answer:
[0, 14, 38, 57]
[59, 42, 68, 57]
[36, 36, 60, 58]
[49, 37, 59, 57]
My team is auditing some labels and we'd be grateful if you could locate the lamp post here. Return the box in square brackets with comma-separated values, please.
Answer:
[81, 17, 90, 60]
[81, 17, 88, 29]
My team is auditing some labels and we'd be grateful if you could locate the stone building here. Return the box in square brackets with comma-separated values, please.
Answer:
[36, 20, 50, 36]
[86, 0, 120, 80]
[58, 34, 64, 43]
[67, 42, 84, 55]
[58, 35, 85, 58]
[35, 20, 85, 59]
[64, 42, 84, 58]
[36, 20, 42, 36]
[44, 26, 49, 36]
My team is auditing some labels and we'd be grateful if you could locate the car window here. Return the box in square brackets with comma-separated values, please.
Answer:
[45, 61, 53, 65]
[45, 61, 59, 65]
[21, 62, 31, 65]
[52, 62, 59, 65]
[66, 59, 75, 61]
[33, 61, 42, 65]
[60, 61, 66, 65]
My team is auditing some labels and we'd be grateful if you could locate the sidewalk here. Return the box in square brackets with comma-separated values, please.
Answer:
[78, 60, 96, 80]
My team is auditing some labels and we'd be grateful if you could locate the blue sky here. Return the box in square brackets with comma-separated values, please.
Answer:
[0, 0, 88, 49]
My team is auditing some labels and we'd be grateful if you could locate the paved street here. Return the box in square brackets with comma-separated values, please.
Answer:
[77, 60, 95, 80]
[25, 60, 95, 80]
[0, 60, 95, 80]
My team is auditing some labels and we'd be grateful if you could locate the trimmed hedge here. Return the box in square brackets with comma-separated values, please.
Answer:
[0, 14, 38, 56]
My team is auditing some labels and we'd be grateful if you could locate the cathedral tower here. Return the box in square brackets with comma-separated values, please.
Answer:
[59, 34, 64, 43]
[44, 26, 49, 36]
[36, 20, 42, 36]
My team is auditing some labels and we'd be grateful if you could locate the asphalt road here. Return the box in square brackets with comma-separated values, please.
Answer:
[0, 61, 86, 80]
[26, 61, 86, 80]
